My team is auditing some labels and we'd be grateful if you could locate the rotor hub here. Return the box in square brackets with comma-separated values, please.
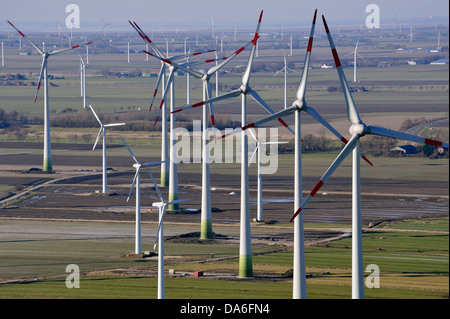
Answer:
[293, 99, 306, 110]
[349, 123, 367, 136]
[240, 84, 250, 94]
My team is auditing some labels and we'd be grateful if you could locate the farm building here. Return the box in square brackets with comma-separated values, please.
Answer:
[430, 59, 449, 65]
[390, 145, 418, 155]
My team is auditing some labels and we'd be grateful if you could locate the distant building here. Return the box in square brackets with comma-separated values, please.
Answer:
[321, 64, 333, 69]
[408, 59, 426, 65]
[430, 59, 449, 65]
[390, 145, 418, 155]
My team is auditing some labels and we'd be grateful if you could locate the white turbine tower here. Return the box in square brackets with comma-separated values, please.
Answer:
[8, 20, 92, 172]
[274, 54, 300, 109]
[76, 52, 87, 108]
[248, 128, 287, 222]
[346, 41, 364, 83]
[150, 173, 189, 299]
[90, 105, 125, 194]
[1, 42, 4, 67]
[237, 10, 372, 298]
[121, 136, 163, 255]
[290, 15, 449, 299]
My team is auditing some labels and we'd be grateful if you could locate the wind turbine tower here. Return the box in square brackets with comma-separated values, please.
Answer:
[347, 41, 363, 83]
[8, 20, 92, 172]
[90, 105, 125, 193]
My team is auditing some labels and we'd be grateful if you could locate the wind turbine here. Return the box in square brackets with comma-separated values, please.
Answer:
[171, 39, 254, 240]
[1, 42, 4, 67]
[392, 12, 399, 31]
[235, 10, 372, 298]
[346, 41, 364, 83]
[130, 20, 215, 201]
[247, 128, 287, 222]
[90, 105, 125, 194]
[130, 20, 193, 206]
[75, 52, 87, 108]
[101, 18, 110, 39]
[150, 171, 189, 299]
[273, 54, 300, 109]
[173, 11, 294, 278]
[289, 15, 449, 299]
[409, 26, 414, 42]
[7, 20, 92, 172]
[121, 136, 163, 254]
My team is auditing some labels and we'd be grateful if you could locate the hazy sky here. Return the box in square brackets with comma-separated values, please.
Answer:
[1, 0, 449, 32]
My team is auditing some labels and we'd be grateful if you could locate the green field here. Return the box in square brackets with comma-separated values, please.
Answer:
[0, 218, 447, 299]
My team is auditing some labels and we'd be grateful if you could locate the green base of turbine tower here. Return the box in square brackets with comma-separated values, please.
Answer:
[238, 255, 253, 278]
[43, 158, 52, 173]
[160, 171, 169, 187]
[200, 220, 213, 240]
[168, 193, 179, 211]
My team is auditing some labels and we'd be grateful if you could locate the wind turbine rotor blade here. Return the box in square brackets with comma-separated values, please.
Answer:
[296, 9, 317, 101]
[143, 49, 202, 79]
[205, 81, 216, 130]
[48, 42, 93, 56]
[290, 134, 360, 222]
[172, 89, 241, 114]
[127, 169, 140, 202]
[304, 106, 372, 166]
[248, 90, 293, 134]
[154, 69, 175, 123]
[248, 145, 259, 167]
[171, 49, 216, 61]
[89, 105, 103, 125]
[273, 66, 287, 77]
[367, 126, 449, 149]
[149, 64, 165, 112]
[153, 205, 167, 249]
[7, 21, 44, 55]
[120, 136, 139, 164]
[34, 58, 46, 103]
[104, 123, 126, 128]
[248, 127, 257, 142]
[130, 21, 165, 58]
[207, 39, 253, 76]
[145, 167, 165, 203]
[242, 10, 263, 86]
[93, 127, 103, 150]
[241, 105, 296, 132]
[322, 15, 362, 125]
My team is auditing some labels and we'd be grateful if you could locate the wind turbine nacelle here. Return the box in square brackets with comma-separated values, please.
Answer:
[133, 163, 141, 169]
[152, 202, 164, 208]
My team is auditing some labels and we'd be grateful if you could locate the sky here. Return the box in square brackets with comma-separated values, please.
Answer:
[1, 0, 449, 32]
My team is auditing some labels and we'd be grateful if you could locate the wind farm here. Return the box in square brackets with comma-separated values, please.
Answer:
[0, 1, 448, 303]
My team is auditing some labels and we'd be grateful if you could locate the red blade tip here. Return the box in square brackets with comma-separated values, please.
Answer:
[289, 208, 302, 223]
